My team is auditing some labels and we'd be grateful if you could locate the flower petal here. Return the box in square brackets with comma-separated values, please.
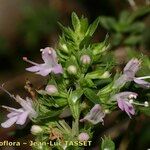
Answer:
[117, 99, 125, 111]
[26, 66, 40, 72]
[2, 106, 24, 113]
[80, 104, 105, 124]
[1, 116, 18, 128]
[7, 112, 19, 118]
[42, 47, 57, 65]
[124, 102, 135, 118]
[52, 64, 63, 74]
[123, 58, 140, 77]
[112, 92, 137, 101]
[16, 111, 29, 125]
[114, 74, 128, 87]
[36, 68, 51, 76]
[134, 78, 150, 89]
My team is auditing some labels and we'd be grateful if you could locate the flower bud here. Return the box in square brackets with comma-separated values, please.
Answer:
[144, 101, 149, 107]
[78, 132, 90, 142]
[31, 125, 43, 135]
[67, 65, 77, 74]
[100, 71, 110, 78]
[104, 109, 110, 114]
[80, 55, 91, 64]
[45, 85, 58, 94]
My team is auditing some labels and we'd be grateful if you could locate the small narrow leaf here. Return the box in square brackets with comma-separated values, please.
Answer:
[71, 12, 81, 32]
[84, 88, 100, 104]
[68, 89, 83, 119]
[86, 17, 100, 36]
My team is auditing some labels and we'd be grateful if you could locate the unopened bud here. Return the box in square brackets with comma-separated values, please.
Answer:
[62, 44, 68, 50]
[31, 125, 43, 135]
[80, 55, 91, 64]
[144, 101, 149, 107]
[104, 109, 110, 114]
[100, 71, 110, 78]
[45, 85, 58, 94]
[78, 132, 90, 142]
[67, 65, 77, 74]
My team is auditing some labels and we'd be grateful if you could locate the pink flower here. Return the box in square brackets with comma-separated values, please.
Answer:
[1, 106, 30, 128]
[1, 96, 37, 128]
[80, 104, 105, 124]
[0, 86, 37, 128]
[113, 92, 137, 118]
[117, 99, 135, 118]
[114, 58, 150, 89]
[23, 47, 63, 76]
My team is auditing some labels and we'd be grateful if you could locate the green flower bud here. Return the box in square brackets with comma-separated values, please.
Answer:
[31, 125, 43, 135]
[67, 65, 77, 74]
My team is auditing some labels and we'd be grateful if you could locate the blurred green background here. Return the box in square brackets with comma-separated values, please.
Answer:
[0, 0, 149, 150]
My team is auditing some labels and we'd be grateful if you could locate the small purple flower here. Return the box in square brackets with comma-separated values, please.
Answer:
[80, 104, 105, 124]
[0, 86, 37, 128]
[114, 58, 150, 89]
[23, 47, 63, 76]
[112, 92, 137, 118]
[117, 99, 135, 118]
[123, 58, 140, 80]
[1, 106, 30, 128]
[1, 97, 37, 128]
[133, 77, 150, 89]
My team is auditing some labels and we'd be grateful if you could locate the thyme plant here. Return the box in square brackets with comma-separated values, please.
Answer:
[0, 12, 150, 150]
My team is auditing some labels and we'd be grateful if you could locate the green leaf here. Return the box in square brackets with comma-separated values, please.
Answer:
[111, 33, 123, 46]
[86, 17, 100, 36]
[84, 88, 100, 104]
[79, 76, 95, 88]
[128, 6, 150, 23]
[126, 22, 145, 34]
[85, 70, 110, 79]
[36, 109, 62, 120]
[80, 17, 89, 34]
[91, 35, 109, 55]
[58, 22, 74, 40]
[101, 136, 115, 150]
[68, 89, 83, 119]
[97, 82, 114, 99]
[124, 35, 142, 46]
[119, 11, 130, 24]
[55, 98, 68, 107]
[100, 16, 117, 31]
[79, 35, 91, 48]
[71, 12, 81, 32]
